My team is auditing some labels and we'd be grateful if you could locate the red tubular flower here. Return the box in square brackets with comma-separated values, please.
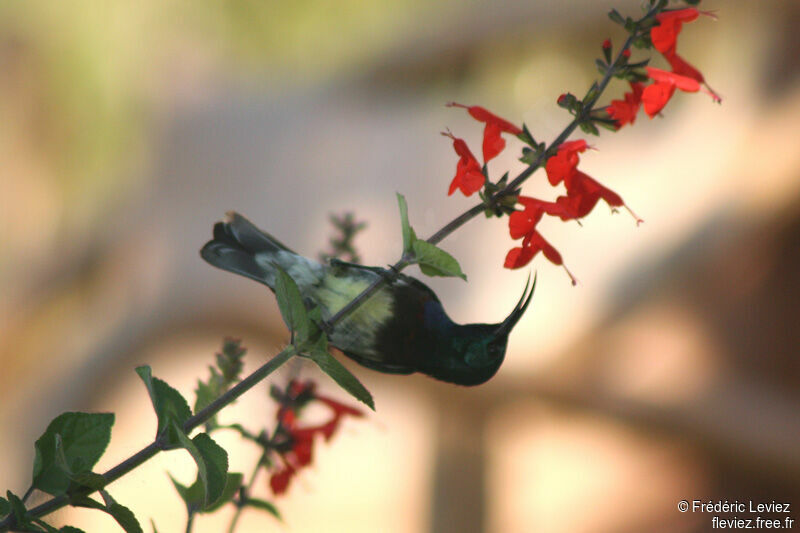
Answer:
[560, 170, 642, 224]
[446, 102, 523, 162]
[602, 38, 611, 50]
[505, 230, 576, 285]
[442, 131, 485, 196]
[651, 8, 714, 55]
[509, 196, 570, 238]
[664, 53, 721, 102]
[544, 140, 589, 186]
[649, 8, 721, 106]
[606, 82, 645, 129]
[642, 66, 720, 117]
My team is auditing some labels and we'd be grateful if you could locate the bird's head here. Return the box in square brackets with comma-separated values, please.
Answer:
[423, 275, 535, 386]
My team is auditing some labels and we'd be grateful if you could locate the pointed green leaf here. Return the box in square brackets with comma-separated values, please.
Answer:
[169, 473, 203, 513]
[32, 412, 114, 495]
[516, 123, 536, 146]
[172, 425, 228, 508]
[99, 491, 143, 533]
[59, 527, 87, 533]
[135, 366, 192, 446]
[169, 471, 239, 513]
[273, 264, 311, 342]
[150, 519, 160, 533]
[308, 336, 374, 410]
[244, 498, 282, 521]
[0, 496, 9, 517]
[396, 193, 415, 254]
[411, 240, 467, 280]
[203, 472, 243, 513]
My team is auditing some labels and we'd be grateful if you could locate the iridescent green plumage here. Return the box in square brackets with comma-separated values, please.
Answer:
[201, 212, 534, 386]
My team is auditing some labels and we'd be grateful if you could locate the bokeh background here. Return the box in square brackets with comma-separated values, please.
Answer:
[2, 0, 799, 532]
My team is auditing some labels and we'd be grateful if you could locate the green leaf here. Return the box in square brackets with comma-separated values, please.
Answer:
[135, 366, 192, 446]
[60, 527, 87, 533]
[396, 193, 415, 254]
[32, 412, 114, 495]
[169, 471, 240, 513]
[169, 473, 203, 513]
[203, 472, 243, 513]
[273, 264, 312, 343]
[172, 425, 229, 508]
[216, 338, 245, 383]
[608, 8, 624, 24]
[411, 240, 467, 281]
[100, 491, 143, 533]
[244, 498, 282, 521]
[0, 495, 9, 517]
[193, 378, 218, 419]
[516, 123, 536, 147]
[150, 519, 160, 533]
[307, 336, 374, 410]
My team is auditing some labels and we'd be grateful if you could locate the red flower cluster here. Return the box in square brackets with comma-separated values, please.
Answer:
[606, 9, 720, 126]
[444, 102, 523, 196]
[269, 380, 363, 495]
[505, 139, 641, 281]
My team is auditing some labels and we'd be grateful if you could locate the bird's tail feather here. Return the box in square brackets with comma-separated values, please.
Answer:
[200, 212, 296, 288]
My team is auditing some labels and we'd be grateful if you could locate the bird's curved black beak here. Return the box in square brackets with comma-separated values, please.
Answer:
[494, 273, 536, 337]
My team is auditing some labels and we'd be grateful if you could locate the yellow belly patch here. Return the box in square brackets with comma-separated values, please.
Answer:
[315, 273, 394, 355]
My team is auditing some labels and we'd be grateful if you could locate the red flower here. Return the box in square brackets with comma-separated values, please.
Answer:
[642, 66, 719, 117]
[270, 465, 296, 495]
[602, 38, 611, 50]
[542, 140, 641, 225]
[505, 230, 576, 285]
[446, 102, 523, 163]
[544, 139, 589, 186]
[269, 381, 364, 496]
[622, 49, 631, 58]
[442, 131, 485, 196]
[508, 196, 570, 239]
[665, 53, 721, 102]
[560, 170, 642, 224]
[651, 8, 714, 55]
[606, 82, 645, 129]
[648, 8, 721, 107]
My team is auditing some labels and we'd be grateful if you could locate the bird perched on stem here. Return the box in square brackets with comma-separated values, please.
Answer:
[201, 212, 533, 386]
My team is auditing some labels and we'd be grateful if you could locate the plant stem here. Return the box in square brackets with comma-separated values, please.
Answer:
[226, 452, 267, 533]
[0, 347, 296, 532]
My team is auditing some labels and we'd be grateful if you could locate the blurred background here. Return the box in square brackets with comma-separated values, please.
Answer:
[1, 0, 799, 531]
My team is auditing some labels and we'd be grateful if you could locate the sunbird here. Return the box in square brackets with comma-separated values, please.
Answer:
[201, 212, 534, 386]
